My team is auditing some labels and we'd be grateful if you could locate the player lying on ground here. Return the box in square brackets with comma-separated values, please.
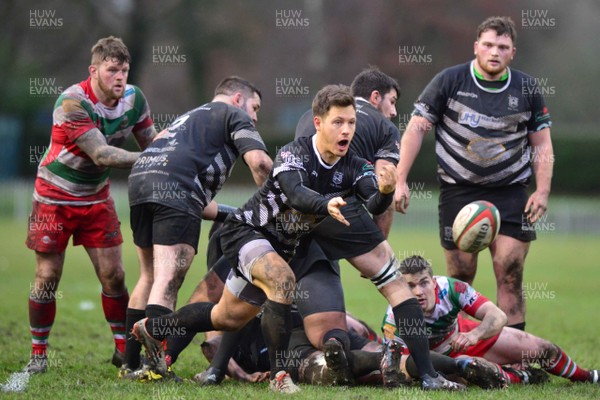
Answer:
[127, 227, 498, 390]
[382, 256, 600, 385]
[196, 311, 508, 389]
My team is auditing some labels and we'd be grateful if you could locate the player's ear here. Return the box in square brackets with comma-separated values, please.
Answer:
[232, 92, 243, 107]
[369, 90, 381, 106]
[473, 41, 478, 55]
[88, 64, 97, 77]
[313, 115, 322, 132]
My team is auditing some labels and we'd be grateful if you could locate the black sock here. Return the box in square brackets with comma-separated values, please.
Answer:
[165, 331, 196, 365]
[147, 302, 215, 341]
[323, 328, 354, 369]
[145, 304, 172, 318]
[508, 322, 526, 331]
[349, 350, 380, 376]
[347, 330, 370, 351]
[145, 304, 174, 342]
[392, 298, 436, 377]
[405, 352, 458, 379]
[261, 299, 292, 376]
[125, 308, 146, 369]
[323, 329, 350, 350]
[209, 330, 243, 372]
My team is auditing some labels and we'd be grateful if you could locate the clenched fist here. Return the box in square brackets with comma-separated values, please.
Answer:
[378, 164, 397, 194]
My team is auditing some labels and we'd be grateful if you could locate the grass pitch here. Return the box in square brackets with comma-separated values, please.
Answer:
[1, 205, 600, 399]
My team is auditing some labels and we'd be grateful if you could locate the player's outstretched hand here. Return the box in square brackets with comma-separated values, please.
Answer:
[327, 197, 349, 226]
[378, 164, 397, 194]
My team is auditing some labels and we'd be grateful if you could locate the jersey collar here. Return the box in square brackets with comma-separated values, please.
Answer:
[82, 77, 99, 104]
[311, 134, 339, 169]
[469, 60, 511, 93]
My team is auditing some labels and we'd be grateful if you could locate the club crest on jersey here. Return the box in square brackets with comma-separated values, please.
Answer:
[332, 171, 343, 185]
[508, 94, 519, 110]
[118, 115, 129, 129]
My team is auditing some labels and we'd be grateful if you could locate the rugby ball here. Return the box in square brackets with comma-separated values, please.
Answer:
[452, 201, 501, 253]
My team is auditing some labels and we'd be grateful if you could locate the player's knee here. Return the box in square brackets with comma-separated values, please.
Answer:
[532, 342, 559, 364]
[34, 269, 60, 286]
[496, 259, 523, 290]
[450, 269, 475, 283]
[271, 269, 296, 301]
[446, 252, 477, 279]
[99, 266, 126, 289]
[212, 312, 244, 331]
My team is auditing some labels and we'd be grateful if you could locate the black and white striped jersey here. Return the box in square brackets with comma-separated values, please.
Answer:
[414, 61, 551, 187]
[231, 135, 384, 260]
[128, 102, 267, 218]
[295, 98, 400, 165]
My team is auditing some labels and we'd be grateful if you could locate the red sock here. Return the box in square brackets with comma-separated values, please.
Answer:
[502, 369, 522, 384]
[29, 298, 56, 356]
[546, 347, 590, 382]
[101, 291, 129, 353]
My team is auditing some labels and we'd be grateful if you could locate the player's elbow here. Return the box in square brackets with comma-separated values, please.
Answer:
[250, 156, 272, 186]
[90, 147, 110, 167]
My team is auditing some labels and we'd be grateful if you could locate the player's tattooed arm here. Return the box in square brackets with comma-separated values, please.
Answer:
[75, 128, 141, 168]
[132, 125, 158, 150]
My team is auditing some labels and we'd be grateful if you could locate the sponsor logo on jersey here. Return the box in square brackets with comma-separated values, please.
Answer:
[438, 287, 448, 300]
[280, 151, 304, 169]
[459, 111, 502, 129]
[535, 107, 551, 122]
[454, 281, 467, 294]
[361, 161, 374, 171]
[457, 91, 478, 99]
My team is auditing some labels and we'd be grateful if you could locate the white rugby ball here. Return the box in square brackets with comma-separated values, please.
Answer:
[452, 200, 501, 253]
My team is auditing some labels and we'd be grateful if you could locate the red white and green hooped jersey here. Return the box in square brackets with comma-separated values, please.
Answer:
[381, 276, 489, 355]
[34, 77, 153, 205]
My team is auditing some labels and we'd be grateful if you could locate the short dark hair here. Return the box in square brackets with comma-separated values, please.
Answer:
[91, 36, 130, 65]
[312, 84, 355, 118]
[477, 16, 517, 45]
[214, 76, 262, 100]
[399, 256, 434, 276]
[350, 67, 400, 100]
